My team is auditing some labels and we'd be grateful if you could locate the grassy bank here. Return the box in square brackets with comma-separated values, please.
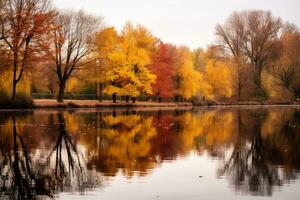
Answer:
[0, 99, 299, 110]
[34, 99, 300, 108]
[33, 99, 193, 109]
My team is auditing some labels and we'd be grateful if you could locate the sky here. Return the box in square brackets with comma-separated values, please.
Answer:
[53, 0, 300, 49]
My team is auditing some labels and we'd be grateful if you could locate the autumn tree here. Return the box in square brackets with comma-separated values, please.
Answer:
[269, 24, 300, 99]
[87, 27, 120, 101]
[192, 48, 206, 71]
[215, 12, 247, 100]
[0, 0, 55, 99]
[175, 47, 211, 101]
[215, 11, 282, 100]
[243, 11, 282, 98]
[30, 61, 58, 95]
[150, 43, 176, 102]
[105, 23, 156, 103]
[48, 10, 101, 102]
[205, 59, 233, 99]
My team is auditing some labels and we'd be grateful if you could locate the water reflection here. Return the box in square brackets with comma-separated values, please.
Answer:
[217, 109, 300, 195]
[0, 112, 101, 199]
[0, 108, 300, 199]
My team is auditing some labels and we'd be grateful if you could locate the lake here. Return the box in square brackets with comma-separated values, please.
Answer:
[1, 106, 300, 199]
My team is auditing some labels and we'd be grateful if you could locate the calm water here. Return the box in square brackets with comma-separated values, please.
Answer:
[1, 107, 300, 199]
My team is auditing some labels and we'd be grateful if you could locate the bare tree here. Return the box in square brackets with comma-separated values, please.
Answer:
[216, 12, 248, 101]
[48, 10, 102, 102]
[0, 0, 55, 99]
[216, 10, 282, 99]
[269, 24, 300, 99]
[243, 11, 282, 95]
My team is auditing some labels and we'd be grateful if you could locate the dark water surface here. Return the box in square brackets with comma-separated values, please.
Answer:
[1, 107, 300, 199]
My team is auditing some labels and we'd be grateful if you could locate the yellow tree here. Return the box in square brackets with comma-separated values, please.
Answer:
[105, 23, 156, 103]
[205, 59, 233, 99]
[82, 27, 119, 101]
[0, 70, 31, 96]
[175, 47, 212, 101]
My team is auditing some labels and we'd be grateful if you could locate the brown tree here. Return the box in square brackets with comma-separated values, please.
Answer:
[216, 11, 282, 100]
[216, 12, 248, 100]
[243, 11, 282, 97]
[269, 24, 300, 99]
[0, 0, 55, 99]
[48, 10, 101, 102]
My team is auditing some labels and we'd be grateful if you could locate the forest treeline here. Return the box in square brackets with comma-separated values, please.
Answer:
[1, 0, 300, 104]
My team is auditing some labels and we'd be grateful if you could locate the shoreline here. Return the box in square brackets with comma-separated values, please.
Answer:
[0, 99, 300, 111]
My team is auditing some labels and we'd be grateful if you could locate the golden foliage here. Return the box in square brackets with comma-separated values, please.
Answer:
[176, 47, 212, 99]
[205, 59, 233, 98]
[0, 70, 31, 95]
[104, 23, 156, 97]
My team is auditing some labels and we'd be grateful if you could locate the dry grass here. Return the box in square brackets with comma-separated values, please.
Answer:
[34, 99, 193, 108]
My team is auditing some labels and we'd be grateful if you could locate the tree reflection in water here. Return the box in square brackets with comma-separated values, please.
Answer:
[0, 114, 53, 199]
[0, 112, 101, 199]
[217, 109, 300, 196]
[1, 108, 300, 198]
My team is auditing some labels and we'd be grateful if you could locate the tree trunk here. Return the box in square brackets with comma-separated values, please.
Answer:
[99, 83, 103, 102]
[292, 88, 298, 101]
[132, 97, 136, 103]
[112, 93, 117, 103]
[57, 81, 66, 102]
[12, 79, 17, 100]
[158, 96, 162, 103]
[94, 82, 98, 100]
[11, 55, 18, 100]
[255, 68, 263, 89]
[175, 95, 179, 102]
[11, 65, 18, 100]
[125, 95, 130, 103]
[238, 82, 242, 102]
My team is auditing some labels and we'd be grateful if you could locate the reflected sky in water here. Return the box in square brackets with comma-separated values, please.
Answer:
[1, 107, 300, 199]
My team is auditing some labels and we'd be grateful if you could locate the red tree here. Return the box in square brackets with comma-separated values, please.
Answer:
[150, 43, 176, 102]
[0, 0, 55, 99]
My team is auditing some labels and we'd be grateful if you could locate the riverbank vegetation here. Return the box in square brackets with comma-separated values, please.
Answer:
[1, 0, 300, 108]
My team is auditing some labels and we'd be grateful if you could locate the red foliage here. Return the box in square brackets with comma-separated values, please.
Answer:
[150, 43, 176, 98]
[150, 114, 179, 159]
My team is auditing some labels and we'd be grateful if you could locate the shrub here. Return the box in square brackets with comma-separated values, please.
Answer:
[205, 99, 218, 106]
[0, 90, 10, 108]
[0, 91, 33, 109]
[10, 93, 34, 108]
[67, 101, 80, 108]
[252, 88, 269, 102]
